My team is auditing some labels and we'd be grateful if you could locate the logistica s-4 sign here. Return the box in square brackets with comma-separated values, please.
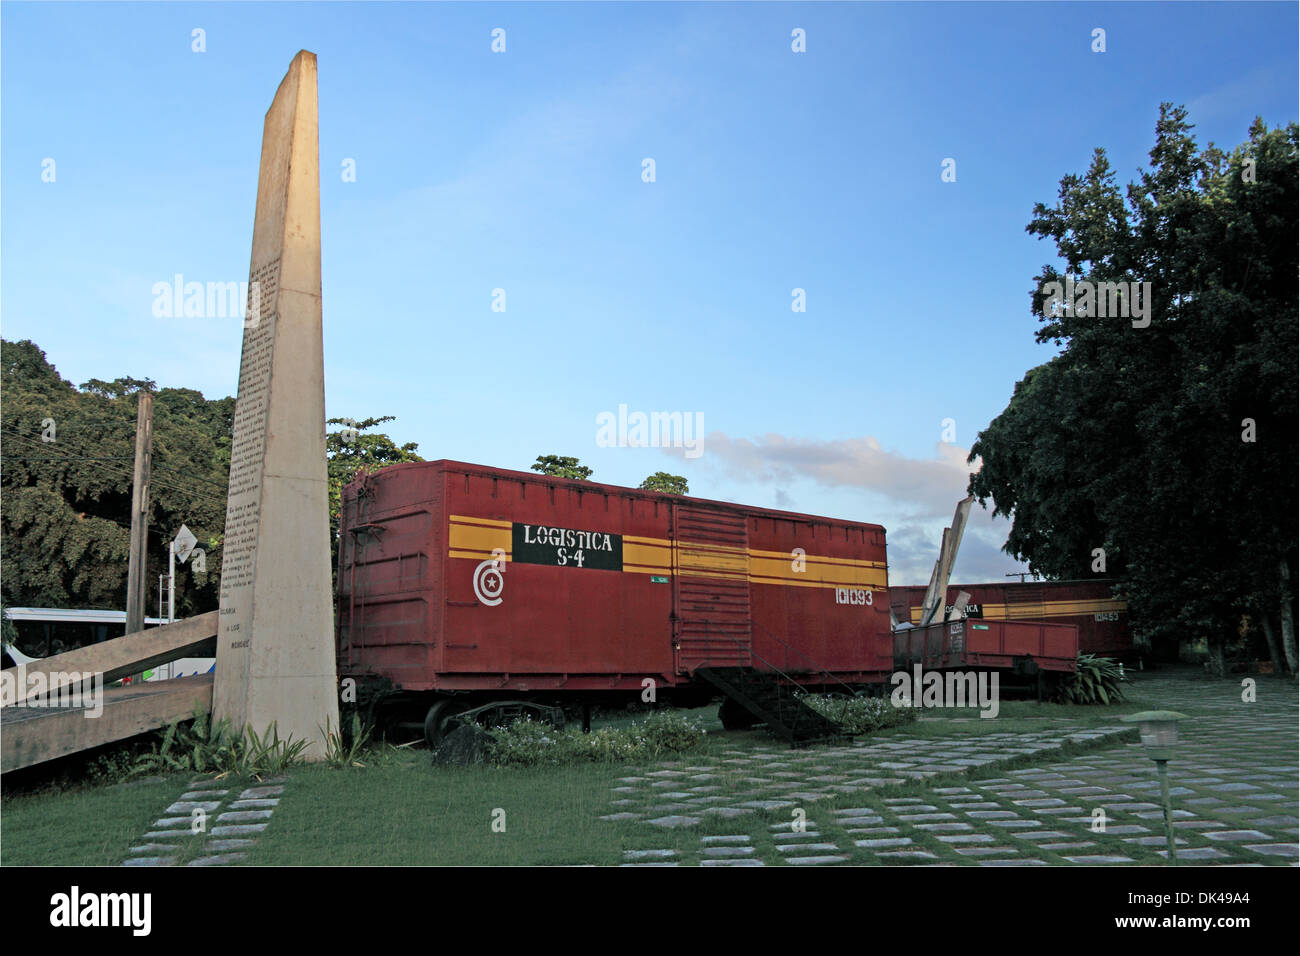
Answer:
[511, 523, 624, 571]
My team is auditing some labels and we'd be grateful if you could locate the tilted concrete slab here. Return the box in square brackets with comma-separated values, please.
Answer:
[0, 611, 217, 707]
[1, 675, 212, 772]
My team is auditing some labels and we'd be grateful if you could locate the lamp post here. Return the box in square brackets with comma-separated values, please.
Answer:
[1122, 710, 1189, 863]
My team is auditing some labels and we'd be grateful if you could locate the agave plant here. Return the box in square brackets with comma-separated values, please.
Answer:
[321, 713, 373, 769]
[1056, 653, 1127, 704]
[237, 722, 310, 776]
[131, 709, 307, 779]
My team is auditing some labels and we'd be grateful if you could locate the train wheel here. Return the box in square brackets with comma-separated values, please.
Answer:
[423, 700, 454, 748]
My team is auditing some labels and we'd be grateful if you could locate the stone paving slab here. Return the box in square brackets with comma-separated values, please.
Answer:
[855, 837, 914, 849]
[777, 842, 839, 853]
[621, 861, 680, 867]
[150, 816, 192, 829]
[702, 846, 754, 857]
[978, 858, 1050, 866]
[216, 809, 274, 823]
[206, 839, 257, 851]
[1242, 843, 1298, 857]
[187, 852, 247, 866]
[785, 855, 848, 865]
[594, 675, 1296, 866]
[209, 823, 268, 837]
[164, 800, 221, 814]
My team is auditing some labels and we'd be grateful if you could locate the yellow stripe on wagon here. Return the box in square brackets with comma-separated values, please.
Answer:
[908, 597, 1127, 623]
[446, 516, 887, 592]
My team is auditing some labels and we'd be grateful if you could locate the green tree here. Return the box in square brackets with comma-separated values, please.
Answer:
[1, 340, 231, 618]
[78, 376, 158, 398]
[0, 341, 429, 621]
[639, 472, 689, 495]
[968, 107, 1298, 675]
[530, 455, 593, 481]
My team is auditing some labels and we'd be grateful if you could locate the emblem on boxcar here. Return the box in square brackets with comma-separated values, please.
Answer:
[473, 550, 507, 606]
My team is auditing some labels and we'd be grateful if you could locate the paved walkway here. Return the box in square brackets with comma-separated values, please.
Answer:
[606, 673, 1298, 866]
[122, 776, 286, 866]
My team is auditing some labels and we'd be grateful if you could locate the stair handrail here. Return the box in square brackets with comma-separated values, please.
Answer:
[696, 621, 853, 734]
[695, 620, 813, 693]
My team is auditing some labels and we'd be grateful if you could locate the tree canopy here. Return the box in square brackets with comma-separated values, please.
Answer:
[968, 107, 1298, 673]
[530, 455, 593, 480]
[639, 472, 689, 495]
[1, 338, 424, 620]
[1, 339, 231, 617]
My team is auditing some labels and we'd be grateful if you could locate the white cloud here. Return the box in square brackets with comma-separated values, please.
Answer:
[663, 429, 1029, 586]
[675, 430, 976, 518]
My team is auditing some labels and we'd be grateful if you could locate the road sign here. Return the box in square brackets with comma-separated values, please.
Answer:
[174, 524, 198, 563]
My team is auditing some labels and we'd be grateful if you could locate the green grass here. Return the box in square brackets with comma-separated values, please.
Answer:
[248, 760, 633, 865]
[874, 692, 1170, 738]
[1, 774, 189, 866]
[246, 703, 1146, 866]
[250, 706, 725, 865]
[0, 700, 1129, 867]
[7, 680, 1287, 867]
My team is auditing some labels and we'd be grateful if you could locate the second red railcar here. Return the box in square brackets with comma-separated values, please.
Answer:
[889, 580, 1131, 658]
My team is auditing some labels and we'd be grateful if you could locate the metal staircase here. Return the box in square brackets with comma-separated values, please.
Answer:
[695, 666, 849, 747]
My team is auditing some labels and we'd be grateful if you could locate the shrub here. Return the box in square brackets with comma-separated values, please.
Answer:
[799, 692, 918, 735]
[1055, 654, 1127, 704]
[483, 711, 706, 767]
[131, 708, 309, 779]
[638, 710, 707, 751]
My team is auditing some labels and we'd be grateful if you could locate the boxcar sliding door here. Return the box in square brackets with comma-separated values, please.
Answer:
[672, 505, 752, 673]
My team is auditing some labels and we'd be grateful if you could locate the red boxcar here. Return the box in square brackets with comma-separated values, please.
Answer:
[889, 580, 1131, 658]
[336, 461, 894, 711]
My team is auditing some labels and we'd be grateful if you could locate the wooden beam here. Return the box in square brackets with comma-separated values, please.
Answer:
[1, 611, 217, 707]
[1, 675, 212, 773]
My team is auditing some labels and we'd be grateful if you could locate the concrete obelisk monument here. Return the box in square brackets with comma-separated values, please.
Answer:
[214, 50, 338, 757]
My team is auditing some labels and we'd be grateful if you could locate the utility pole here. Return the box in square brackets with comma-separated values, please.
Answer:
[125, 391, 153, 637]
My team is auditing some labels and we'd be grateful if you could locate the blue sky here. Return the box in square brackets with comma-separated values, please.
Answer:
[3, 1, 1296, 584]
